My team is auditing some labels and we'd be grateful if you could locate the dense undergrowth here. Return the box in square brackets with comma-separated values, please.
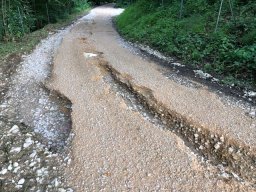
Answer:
[0, 0, 91, 41]
[0, 2, 90, 61]
[116, 0, 256, 89]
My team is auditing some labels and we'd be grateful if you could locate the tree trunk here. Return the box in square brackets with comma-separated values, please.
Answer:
[46, 2, 50, 23]
[215, 0, 224, 32]
[179, 0, 184, 19]
[1, 0, 7, 40]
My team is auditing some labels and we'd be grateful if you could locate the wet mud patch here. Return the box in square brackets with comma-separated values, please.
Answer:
[99, 62, 256, 187]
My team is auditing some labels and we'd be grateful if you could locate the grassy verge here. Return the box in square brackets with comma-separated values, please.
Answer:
[0, 7, 90, 62]
[116, 0, 256, 90]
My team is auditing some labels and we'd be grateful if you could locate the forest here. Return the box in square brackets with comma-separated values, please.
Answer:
[116, 0, 256, 89]
[0, 0, 93, 41]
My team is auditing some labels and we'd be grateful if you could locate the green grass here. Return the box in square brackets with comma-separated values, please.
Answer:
[116, 0, 256, 89]
[0, 7, 90, 62]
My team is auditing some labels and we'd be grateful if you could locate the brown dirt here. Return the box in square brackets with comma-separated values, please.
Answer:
[48, 4, 256, 191]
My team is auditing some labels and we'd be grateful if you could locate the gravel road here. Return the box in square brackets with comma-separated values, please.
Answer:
[48, 4, 256, 192]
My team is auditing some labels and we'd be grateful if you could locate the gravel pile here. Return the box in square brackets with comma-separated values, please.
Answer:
[0, 120, 72, 191]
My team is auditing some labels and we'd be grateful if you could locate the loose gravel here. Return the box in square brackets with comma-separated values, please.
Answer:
[0, 16, 78, 192]
[0, 120, 72, 191]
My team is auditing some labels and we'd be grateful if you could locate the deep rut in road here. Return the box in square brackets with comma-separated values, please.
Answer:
[98, 61, 256, 187]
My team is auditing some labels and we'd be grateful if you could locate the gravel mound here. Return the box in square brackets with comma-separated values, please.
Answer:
[0, 120, 72, 191]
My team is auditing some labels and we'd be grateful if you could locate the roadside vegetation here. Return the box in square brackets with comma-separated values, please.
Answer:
[0, 0, 91, 60]
[116, 0, 256, 89]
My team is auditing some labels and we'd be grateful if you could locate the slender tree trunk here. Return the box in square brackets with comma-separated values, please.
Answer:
[1, 0, 7, 39]
[179, 0, 184, 19]
[46, 2, 50, 23]
[215, 0, 224, 32]
[228, 0, 235, 22]
[7, 0, 13, 37]
[18, 6, 25, 34]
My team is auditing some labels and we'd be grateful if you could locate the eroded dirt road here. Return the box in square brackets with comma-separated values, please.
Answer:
[49, 4, 256, 191]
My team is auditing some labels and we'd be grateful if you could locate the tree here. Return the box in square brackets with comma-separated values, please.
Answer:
[0, 0, 90, 41]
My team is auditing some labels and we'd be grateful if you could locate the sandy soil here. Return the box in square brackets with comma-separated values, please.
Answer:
[48, 4, 256, 191]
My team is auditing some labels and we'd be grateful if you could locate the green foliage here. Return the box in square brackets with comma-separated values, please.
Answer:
[0, 0, 90, 41]
[0, 6, 90, 61]
[117, 0, 256, 88]
[90, 0, 116, 5]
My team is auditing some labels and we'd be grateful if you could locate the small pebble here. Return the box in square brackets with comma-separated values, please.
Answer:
[18, 178, 25, 185]
[0, 169, 7, 175]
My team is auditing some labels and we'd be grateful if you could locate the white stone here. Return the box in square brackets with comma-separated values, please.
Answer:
[220, 136, 225, 142]
[172, 62, 184, 67]
[13, 167, 20, 173]
[7, 164, 13, 171]
[10, 147, 21, 153]
[54, 178, 60, 187]
[36, 177, 43, 184]
[16, 185, 22, 189]
[23, 137, 34, 148]
[228, 147, 234, 153]
[18, 178, 25, 185]
[37, 167, 48, 177]
[214, 142, 221, 150]
[244, 91, 256, 97]
[194, 70, 212, 79]
[232, 172, 241, 180]
[30, 151, 37, 158]
[220, 172, 230, 179]
[212, 78, 219, 82]
[249, 111, 255, 118]
[13, 162, 19, 167]
[0, 169, 7, 175]
[83, 52, 98, 58]
[9, 125, 20, 134]
[29, 162, 37, 167]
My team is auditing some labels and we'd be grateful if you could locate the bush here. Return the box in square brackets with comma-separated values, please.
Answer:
[116, 0, 256, 88]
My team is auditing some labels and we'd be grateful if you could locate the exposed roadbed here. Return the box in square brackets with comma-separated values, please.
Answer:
[49, 5, 256, 191]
